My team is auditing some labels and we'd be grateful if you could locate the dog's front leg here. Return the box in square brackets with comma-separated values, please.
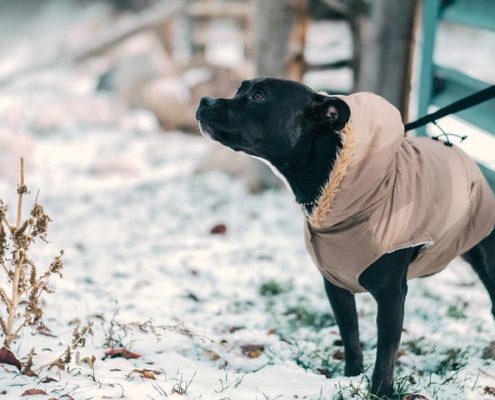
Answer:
[323, 278, 363, 376]
[359, 247, 418, 398]
[368, 283, 407, 397]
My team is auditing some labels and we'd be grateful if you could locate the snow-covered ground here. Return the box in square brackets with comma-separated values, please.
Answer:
[0, 1, 495, 399]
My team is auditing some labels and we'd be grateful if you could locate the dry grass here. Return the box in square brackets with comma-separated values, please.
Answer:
[0, 159, 64, 353]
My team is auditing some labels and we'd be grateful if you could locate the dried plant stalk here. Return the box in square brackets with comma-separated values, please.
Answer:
[0, 158, 64, 349]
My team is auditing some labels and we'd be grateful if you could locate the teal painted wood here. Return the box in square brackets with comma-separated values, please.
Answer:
[417, 0, 441, 136]
[418, 0, 495, 191]
[431, 66, 495, 133]
[440, 0, 495, 32]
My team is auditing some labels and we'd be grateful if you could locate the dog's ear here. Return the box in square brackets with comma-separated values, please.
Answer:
[304, 94, 350, 131]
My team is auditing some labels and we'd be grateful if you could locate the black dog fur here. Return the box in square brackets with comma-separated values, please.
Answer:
[196, 77, 495, 398]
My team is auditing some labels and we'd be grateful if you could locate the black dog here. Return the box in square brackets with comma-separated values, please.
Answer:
[196, 77, 495, 398]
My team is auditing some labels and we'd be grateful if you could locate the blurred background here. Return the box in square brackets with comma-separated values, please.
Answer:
[0, 0, 493, 190]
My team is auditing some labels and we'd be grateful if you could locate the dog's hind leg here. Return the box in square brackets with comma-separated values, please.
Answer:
[462, 226, 495, 319]
[358, 246, 420, 398]
[323, 278, 363, 376]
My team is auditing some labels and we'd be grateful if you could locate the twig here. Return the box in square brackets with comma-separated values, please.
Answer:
[0, 287, 11, 309]
[6, 158, 26, 347]
[16, 158, 25, 229]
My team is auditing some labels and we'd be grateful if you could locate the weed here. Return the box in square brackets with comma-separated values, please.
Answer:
[403, 337, 428, 356]
[434, 348, 468, 375]
[0, 159, 64, 361]
[259, 280, 286, 296]
[172, 371, 196, 395]
[446, 305, 466, 320]
[284, 300, 335, 330]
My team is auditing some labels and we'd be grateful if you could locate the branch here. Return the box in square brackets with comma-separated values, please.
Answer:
[16, 158, 25, 229]
[5, 158, 26, 347]
[0, 287, 11, 309]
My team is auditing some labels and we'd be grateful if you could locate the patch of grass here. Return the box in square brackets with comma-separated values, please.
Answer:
[422, 289, 442, 302]
[403, 337, 429, 356]
[284, 300, 335, 330]
[434, 348, 468, 375]
[332, 371, 426, 400]
[172, 371, 196, 395]
[259, 280, 286, 296]
[227, 299, 255, 313]
[446, 304, 467, 320]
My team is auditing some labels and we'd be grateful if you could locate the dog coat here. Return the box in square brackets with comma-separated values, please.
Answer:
[304, 92, 495, 293]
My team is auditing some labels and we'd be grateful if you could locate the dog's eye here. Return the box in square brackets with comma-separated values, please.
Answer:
[252, 91, 265, 102]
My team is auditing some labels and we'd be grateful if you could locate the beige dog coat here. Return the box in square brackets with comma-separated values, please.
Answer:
[304, 92, 495, 293]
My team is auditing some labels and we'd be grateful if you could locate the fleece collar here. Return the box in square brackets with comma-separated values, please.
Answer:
[307, 92, 405, 229]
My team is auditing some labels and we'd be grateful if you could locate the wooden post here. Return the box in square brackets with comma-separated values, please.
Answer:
[354, 0, 418, 120]
[254, 0, 308, 80]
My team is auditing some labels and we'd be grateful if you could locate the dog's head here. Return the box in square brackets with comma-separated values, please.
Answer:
[195, 77, 350, 169]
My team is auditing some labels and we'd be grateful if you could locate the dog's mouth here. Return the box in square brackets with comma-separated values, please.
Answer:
[198, 120, 215, 140]
[197, 117, 243, 152]
[198, 122, 242, 152]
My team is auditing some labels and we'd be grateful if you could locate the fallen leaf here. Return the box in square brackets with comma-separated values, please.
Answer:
[396, 349, 407, 359]
[204, 350, 221, 361]
[21, 388, 47, 396]
[210, 224, 227, 235]
[36, 324, 56, 338]
[0, 346, 22, 370]
[240, 344, 264, 358]
[40, 377, 58, 383]
[402, 394, 430, 400]
[482, 341, 495, 360]
[23, 368, 38, 377]
[127, 368, 157, 380]
[332, 349, 345, 360]
[317, 368, 333, 378]
[81, 355, 96, 368]
[485, 386, 495, 396]
[103, 348, 141, 360]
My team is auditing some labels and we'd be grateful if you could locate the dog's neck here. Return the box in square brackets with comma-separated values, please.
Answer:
[276, 130, 341, 215]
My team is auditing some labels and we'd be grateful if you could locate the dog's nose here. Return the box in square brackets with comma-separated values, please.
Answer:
[200, 96, 216, 107]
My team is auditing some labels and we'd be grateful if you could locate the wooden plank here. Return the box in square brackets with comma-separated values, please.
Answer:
[72, 2, 183, 62]
[417, 0, 441, 136]
[431, 65, 495, 134]
[187, 1, 252, 19]
[440, 0, 495, 32]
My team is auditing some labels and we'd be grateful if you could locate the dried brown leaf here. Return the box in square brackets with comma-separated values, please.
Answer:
[103, 348, 141, 360]
[210, 224, 227, 235]
[81, 355, 96, 368]
[240, 344, 264, 359]
[0, 346, 22, 370]
[204, 350, 221, 361]
[402, 394, 430, 400]
[127, 368, 157, 380]
[21, 388, 47, 396]
[40, 377, 58, 383]
[23, 368, 38, 377]
[332, 349, 345, 360]
[36, 324, 56, 337]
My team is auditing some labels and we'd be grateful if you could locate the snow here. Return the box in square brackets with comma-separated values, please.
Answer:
[0, 1, 494, 399]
